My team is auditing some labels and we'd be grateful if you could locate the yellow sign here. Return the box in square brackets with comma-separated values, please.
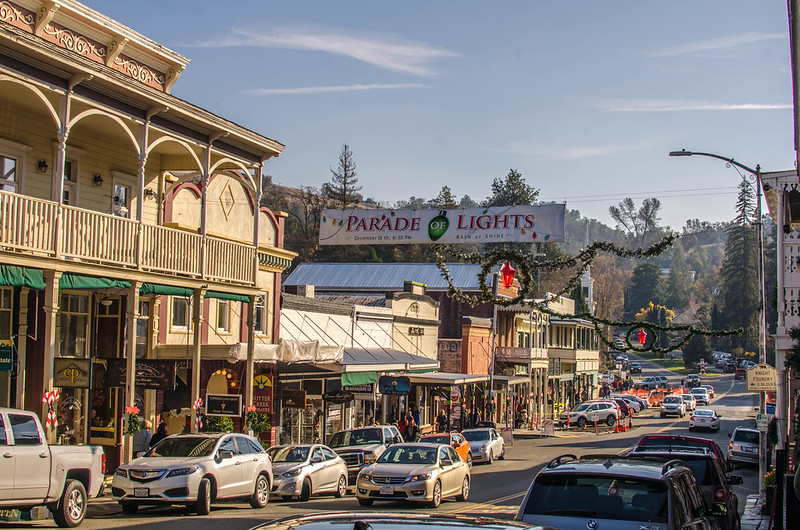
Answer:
[253, 374, 272, 390]
[746, 363, 777, 392]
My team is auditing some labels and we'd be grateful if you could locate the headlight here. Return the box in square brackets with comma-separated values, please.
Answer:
[166, 466, 198, 477]
[363, 454, 376, 464]
[407, 472, 432, 482]
[358, 472, 371, 481]
[479, 445, 487, 453]
[282, 468, 303, 478]
[114, 468, 128, 478]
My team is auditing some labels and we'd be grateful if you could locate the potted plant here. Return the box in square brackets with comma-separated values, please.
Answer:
[762, 468, 777, 515]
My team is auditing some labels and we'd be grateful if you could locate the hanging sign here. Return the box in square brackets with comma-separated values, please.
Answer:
[746, 364, 777, 392]
[282, 389, 307, 408]
[323, 390, 355, 404]
[0, 340, 12, 372]
[54, 358, 92, 388]
[378, 375, 411, 395]
[319, 204, 565, 246]
[343, 383, 374, 393]
[106, 359, 176, 390]
[206, 394, 242, 417]
[253, 373, 273, 414]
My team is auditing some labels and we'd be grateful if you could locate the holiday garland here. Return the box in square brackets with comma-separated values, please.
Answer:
[433, 233, 741, 354]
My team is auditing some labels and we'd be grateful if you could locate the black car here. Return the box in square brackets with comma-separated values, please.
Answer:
[629, 361, 642, 374]
[724, 362, 737, 373]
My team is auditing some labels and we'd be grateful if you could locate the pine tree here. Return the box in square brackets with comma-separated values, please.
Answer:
[624, 262, 663, 319]
[665, 243, 691, 310]
[485, 169, 539, 206]
[322, 144, 362, 209]
[428, 186, 459, 209]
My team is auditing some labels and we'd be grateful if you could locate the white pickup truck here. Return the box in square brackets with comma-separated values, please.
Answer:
[0, 407, 106, 527]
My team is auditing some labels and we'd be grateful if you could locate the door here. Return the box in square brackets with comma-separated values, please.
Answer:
[233, 436, 261, 494]
[0, 413, 14, 498]
[308, 446, 330, 491]
[214, 436, 243, 498]
[321, 446, 343, 492]
[9, 412, 50, 500]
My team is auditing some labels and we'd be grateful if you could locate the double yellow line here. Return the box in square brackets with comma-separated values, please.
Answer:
[444, 490, 527, 514]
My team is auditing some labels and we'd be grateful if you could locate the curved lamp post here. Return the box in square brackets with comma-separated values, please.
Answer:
[487, 263, 517, 424]
[669, 149, 767, 494]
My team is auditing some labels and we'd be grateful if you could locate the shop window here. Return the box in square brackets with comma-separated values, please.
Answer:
[217, 300, 230, 333]
[0, 154, 17, 193]
[0, 287, 11, 340]
[136, 300, 150, 359]
[254, 293, 268, 336]
[58, 293, 90, 357]
[171, 296, 191, 332]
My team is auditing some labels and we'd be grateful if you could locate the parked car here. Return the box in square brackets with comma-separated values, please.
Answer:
[461, 428, 505, 464]
[635, 434, 730, 471]
[515, 454, 722, 529]
[355, 443, 470, 508]
[660, 395, 687, 418]
[252, 513, 540, 530]
[680, 393, 698, 411]
[419, 432, 472, 467]
[328, 425, 403, 485]
[0, 408, 106, 528]
[633, 376, 661, 391]
[691, 387, 711, 406]
[558, 401, 619, 428]
[618, 393, 649, 409]
[266, 444, 348, 501]
[734, 368, 746, 380]
[112, 432, 272, 515]
[610, 393, 642, 413]
[686, 374, 702, 388]
[727, 427, 760, 466]
[627, 449, 743, 530]
[724, 362, 737, 373]
[628, 361, 642, 374]
[689, 408, 721, 433]
[700, 384, 715, 398]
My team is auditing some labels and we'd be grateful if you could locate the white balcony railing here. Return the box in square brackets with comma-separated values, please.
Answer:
[0, 190, 255, 285]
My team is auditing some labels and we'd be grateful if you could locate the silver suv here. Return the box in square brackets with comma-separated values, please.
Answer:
[328, 425, 403, 484]
[727, 427, 759, 465]
[515, 454, 721, 529]
[558, 401, 619, 428]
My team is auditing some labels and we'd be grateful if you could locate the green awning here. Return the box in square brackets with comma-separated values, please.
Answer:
[341, 371, 378, 386]
[140, 283, 193, 297]
[0, 265, 45, 290]
[204, 291, 250, 303]
[59, 273, 131, 290]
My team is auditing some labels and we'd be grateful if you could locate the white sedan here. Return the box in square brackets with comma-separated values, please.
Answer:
[689, 408, 721, 432]
[267, 444, 348, 500]
[461, 428, 505, 464]
[113, 433, 272, 515]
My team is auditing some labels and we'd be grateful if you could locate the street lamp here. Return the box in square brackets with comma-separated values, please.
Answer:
[669, 148, 767, 492]
[487, 263, 517, 425]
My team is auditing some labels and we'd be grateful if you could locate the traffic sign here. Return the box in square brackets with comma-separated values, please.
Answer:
[746, 364, 776, 392]
[756, 413, 773, 431]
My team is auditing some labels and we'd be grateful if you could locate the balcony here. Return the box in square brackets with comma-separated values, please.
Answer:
[0, 190, 256, 285]
[496, 346, 548, 363]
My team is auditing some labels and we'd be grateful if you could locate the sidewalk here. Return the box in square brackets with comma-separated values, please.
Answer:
[741, 494, 771, 530]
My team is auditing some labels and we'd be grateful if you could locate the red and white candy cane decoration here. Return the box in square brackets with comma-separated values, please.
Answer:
[193, 398, 203, 430]
[42, 389, 60, 430]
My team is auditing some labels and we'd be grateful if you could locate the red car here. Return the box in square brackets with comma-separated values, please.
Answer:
[634, 434, 731, 470]
[734, 368, 746, 380]
[608, 398, 634, 419]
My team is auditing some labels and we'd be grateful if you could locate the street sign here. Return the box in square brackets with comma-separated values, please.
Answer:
[746, 364, 777, 392]
[756, 413, 773, 431]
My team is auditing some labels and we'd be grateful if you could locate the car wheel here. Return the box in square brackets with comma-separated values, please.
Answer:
[576, 417, 587, 429]
[466, 453, 472, 468]
[487, 450, 494, 464]
[358, 498, 374, 506]
[456, 477, 470, 502]
[606, 415, 616, 427]
[499, 446, 505, 460]
[335, 475, 347, 498]
[195, 477, 212, 515]
[120, 503, 139, 515]
[660, 412, 665, 418]
[249, 473, 270, 508]
[689, 427, 694, 432]
[428, 480, 442, 508]
[299, 478, 312, 502]
[53, 479, 87, 528]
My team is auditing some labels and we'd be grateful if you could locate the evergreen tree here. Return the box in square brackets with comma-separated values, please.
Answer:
[322, 144, 362, 209]
[485, 169, 539, 206]
[624, 262, 663, 319]
[718, 180, 759, 350]
[683, 333, 712, 367]
[665, 243, 691, 310]
[428, 186, 459, 209]
[571, 282, 589, 315]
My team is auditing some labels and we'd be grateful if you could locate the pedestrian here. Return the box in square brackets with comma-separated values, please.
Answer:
[132, 419, 152, 455]
[367, 416, 376, 426]
[397, 414, 408, 438]
[436, 410, 448, 432]
[412, 406, 421, 426]
[405, 415, 420, 442]
[149, 422, 168, 447]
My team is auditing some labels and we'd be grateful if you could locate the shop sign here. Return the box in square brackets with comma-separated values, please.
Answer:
[253, 373, 273, 414]
[323, 390, 354, 404]
[378, 375, 410, 395]
[747, 364, 777, 392]
[206, 394, 241, 417]
[343, 383, 374, 393]
[409, 327, 424, 336]
[282, 389, 307, 408]
[106, 359, 176, 390]
[53, 358, 92, 388]
[0, 341, 12, 372]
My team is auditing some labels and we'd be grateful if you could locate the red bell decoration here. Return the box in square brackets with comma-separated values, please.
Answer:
[500, 262, 517, 289]
[637, 329, 647, 345]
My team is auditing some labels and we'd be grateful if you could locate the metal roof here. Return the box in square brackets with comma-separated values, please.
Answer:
[341, 348, 439, 372]
[284, 263, 483, 292]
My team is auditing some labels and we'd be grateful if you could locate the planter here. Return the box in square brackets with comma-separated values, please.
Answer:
[762, 485, 776, 516]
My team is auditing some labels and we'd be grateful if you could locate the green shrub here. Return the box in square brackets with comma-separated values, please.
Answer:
[203, 416, 234, 433]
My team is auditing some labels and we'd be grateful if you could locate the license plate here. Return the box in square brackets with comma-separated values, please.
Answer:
[134, 488, 149, 497]
[743, 446, 755, 452]
[380, 486, 394, 495]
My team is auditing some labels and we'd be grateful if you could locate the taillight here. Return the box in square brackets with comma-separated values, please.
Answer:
[690, 416, 696, 421]
[102, 452, 106, 475]
[713, 487, 727, 503]
[728, 440, 733, 451]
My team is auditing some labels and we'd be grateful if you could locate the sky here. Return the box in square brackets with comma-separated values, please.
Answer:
[82, 1, 796, 234]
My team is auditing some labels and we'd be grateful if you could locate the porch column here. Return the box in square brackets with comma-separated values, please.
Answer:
[191, 287, 205, 433]
[135, 118, 149, 270]
[15, 287, 29, 408]
[245, 295, 256, 411]
[124, 281, 140, 463]
[42, 271, 61, 443]
[775, 187, 787, 449]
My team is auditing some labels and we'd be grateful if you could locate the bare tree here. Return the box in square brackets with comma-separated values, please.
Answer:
[608, 197, 662, 245]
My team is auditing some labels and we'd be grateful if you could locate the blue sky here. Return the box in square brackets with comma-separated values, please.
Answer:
[83, 1, 794, 233]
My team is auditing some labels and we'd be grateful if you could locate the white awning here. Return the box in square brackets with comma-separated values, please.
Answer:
[493, 374, 531, 386]
[227, 339, 343, 364]
[407, 372, 489, 385]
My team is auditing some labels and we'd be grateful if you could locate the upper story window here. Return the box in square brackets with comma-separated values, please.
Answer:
[254, 293, 268, 336]
[1, 155, 17, 192]
[0, 287, 12, 341]
[217, 300, 230, 334]
[171, 296, 191, 332]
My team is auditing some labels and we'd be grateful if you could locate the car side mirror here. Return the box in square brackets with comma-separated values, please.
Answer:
[311, 455, 323, 463]
[727, 475, 744, 485]
[727, 432, 732, 438]
[218, 449, 234, 461]
[440, 459, 452, 467]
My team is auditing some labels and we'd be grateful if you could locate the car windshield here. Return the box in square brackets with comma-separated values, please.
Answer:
[574, 404, 590, 412]
[734, 430, 759, 444]
[328, 428, 382, 447]
[421, 435, 450, 444]
[268, 446, 309, 462]
[462, 430, 490, 442]
[148, 436, 217, 458]
[521, 473, 668, 523]
[691, 389, 706, 395]
[377, 445, 437, 464]
[664, 397, 681, 404]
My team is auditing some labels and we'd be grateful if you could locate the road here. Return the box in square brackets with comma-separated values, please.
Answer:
[1, 357, 761, 529]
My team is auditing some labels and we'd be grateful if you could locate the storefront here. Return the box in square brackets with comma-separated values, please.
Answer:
[406, 373, 489, 432]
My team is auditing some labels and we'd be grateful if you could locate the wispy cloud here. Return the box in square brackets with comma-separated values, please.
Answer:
[497, 140, 649, 160]
[646, 32, 785, 57]
[596, 99, 792, 112]
[243, 83, 425, 95]
[193, 27, 457, 76]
